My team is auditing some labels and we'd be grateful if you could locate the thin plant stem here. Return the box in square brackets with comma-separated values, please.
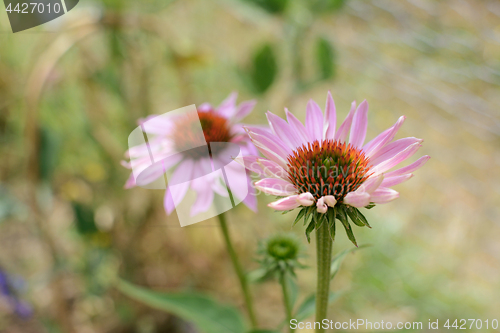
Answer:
[280, 273, 294, 333]
[315, 223, 333, 332]
[217, 212, 258, 328]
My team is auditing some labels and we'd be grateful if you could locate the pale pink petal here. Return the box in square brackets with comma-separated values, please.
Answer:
[371, 142, 422, 175]
[268, 195, 300, 211]
[217, 92, 238, 118]
[343, 191, 370, 208]
[381, 174, 413, 188]
[285, 108, 310, 144]
[323, 195, 337, 207]
[306, 99, 324, 142]
[163, 161, 194, 214]
[363, 116, 406, 157]
[190, 178, 214, 216]
[233, 156, 264, 175]
[384, 155, 431, 178]
[296, 192, 315, 206]
[256, 158, 288, 179]
[349, 100, 369, 148]
[234, 100, 256, 121]
[255, 178, 298, 196]
[198, 103, 213, 112]
[334, 101, 356, 142]
[267, 111, 303, 149]
[138, 115, 174, 135]
[370, 188, 399, 204]
[324, 91, 337, 140]
[242, 176, 258, 212]
[317, 197, 328, 213]
[370, 137, 423, 166]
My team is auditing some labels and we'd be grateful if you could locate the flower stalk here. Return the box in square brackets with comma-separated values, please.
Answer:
[217, 212, 258, 328]
[280, 273, 294, 333]
[315, 223, 333, 332]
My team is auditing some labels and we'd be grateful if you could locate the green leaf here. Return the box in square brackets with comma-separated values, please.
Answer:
[72, 203, 98, 235]
[336, 206, 357, 247]
[38, 127, 59, 182]
[250, 44, 278, 94]
[247, 268, 270, 283]
[117, 280, 246, 333]
[310, 0, 347, 14]
[292, 208, 306, 227]
[246, 0, 289, 14]
[294, 292, 340, 322]
[305, 220, 315, 243]
[315, 37, 336, 80]
[330, 245, 370, 280]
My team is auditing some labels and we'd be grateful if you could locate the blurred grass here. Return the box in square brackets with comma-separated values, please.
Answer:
[1, 0, 500, 332]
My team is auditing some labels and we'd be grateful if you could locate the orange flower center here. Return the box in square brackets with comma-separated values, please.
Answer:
[171, 109, 233, 158]
[286, 140, 371, 201]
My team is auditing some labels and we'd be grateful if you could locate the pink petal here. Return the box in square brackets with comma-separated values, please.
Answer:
[296, 192, 315, 206]
[317, 197, 328, 213]
[217, 92, 238, 118]
[267, 111, 303, 149]
[362, 174, 384, 194]
[234, 100, 256, 121]
[371, 142, 422, 175]
[268, 195, 300, 211]
[384, 155, 431, 178]
[255, 178, 298, 196]
[370, 188, 399, 204]
[256, 158, 288, 179]
[335, 101, 356, 142]
[363, 116, 405, 157]
[370, 137, 423, 166]
[349, 100, 369, 148]
[233, 155, 264, 175]
[343, 191, 370, 208]
[245, 127, 291, 168]
[381, 174, 413, 188]
[285, 108, 310, 145]
[324, 91, 337, 140]
[306, 99, 324, 142]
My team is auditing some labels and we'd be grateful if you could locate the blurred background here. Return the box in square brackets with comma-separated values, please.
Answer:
[1, 0, 500, 332]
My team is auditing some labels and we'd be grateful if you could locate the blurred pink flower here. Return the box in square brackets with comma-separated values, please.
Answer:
[122, 93, 258, 216]
[239, 91, 429, 213]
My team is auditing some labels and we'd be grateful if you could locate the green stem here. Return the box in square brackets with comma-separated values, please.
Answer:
[218, 212, 258, 328]
[315, 223, 333, 332]
[280, 273, 294, 333]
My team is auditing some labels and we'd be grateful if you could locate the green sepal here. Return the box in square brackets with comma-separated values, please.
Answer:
[345, 206, 371, 228]
[305, 220, 316, 243]
[336, 206, 358, 247]
[327, 208, 336, 241]
[292, 208, 306, 227]
[303, 206, 314, 226]
[364, 203, 376, 209]
[314, 211, 325, 230]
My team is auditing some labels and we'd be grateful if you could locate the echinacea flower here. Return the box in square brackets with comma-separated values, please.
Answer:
[239, 91, 429, 244]
[122, 93, 258, 216]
